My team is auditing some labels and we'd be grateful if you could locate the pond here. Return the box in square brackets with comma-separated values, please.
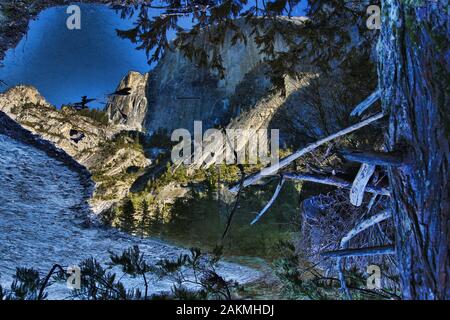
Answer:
[152, 182, 301, 261]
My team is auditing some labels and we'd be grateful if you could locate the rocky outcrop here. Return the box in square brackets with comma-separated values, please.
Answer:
[105, 18, 308, 134]
[0, 86, 150, 208]
[144, 20, 301, 133]
[105, 71, 149, 131]
[0, 86, 111, 162]
[0, 109, 94, 198]
[106, 13, 376, 146]
[198, 73, 316, 167]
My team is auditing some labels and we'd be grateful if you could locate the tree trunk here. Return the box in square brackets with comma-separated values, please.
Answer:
[378, 0, 449, 299]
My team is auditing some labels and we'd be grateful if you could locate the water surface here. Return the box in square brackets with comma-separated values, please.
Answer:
[0, 4, 152, 109]
[0, 2, 308, 109]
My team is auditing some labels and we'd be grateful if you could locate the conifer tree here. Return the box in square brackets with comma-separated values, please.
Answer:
[118, 198, 135, 232]
[138, 199, 151, 237]
[150, 205, 165, 234]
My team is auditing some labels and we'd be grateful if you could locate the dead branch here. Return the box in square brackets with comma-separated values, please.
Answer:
[320, 245, 395, 258]
[250, 177, 285, 225]
[315, 276, 399, 300]
[229, 112, 385, 192]
[340, 210, 392, 245]
[350, 164, 376, 207]
[336, 209, 392, 298]
[283, 172, 390, 196]
[350, 89, 380, 117]
[339, 149, 404, 166]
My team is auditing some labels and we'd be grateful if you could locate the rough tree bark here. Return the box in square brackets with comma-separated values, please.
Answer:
[378, 0, 449, 299]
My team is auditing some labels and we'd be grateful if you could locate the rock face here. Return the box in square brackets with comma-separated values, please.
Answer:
[0, 86, 110, 162]
[105, 71, 149, 132]
[106, 14, 376, 145]
[106, 18, 308, 134]
[0, 86, 150, 207]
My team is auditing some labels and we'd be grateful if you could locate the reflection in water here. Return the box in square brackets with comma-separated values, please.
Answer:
[153, 184, 299, 260]
[0, 2, 308, 109]
[0, 4, 153, 109]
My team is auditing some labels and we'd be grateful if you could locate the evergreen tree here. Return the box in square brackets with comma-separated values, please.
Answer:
[100, 207, 115, 227]
[149, 205, 164, 234]
[118, 198, 135, 232]
[137, 199, 151, 237]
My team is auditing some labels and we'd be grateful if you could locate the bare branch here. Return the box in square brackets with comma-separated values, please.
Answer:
[320, 245, 395, 258]
[350, 163, 376, 207]
[339, 149, 404, 167]
[283, 172, 390, 196]
[38, 264, 66, 300]
[250, 177, 285, 225]
[335, 209, 392, 298]
[221, 129, 246, 240]
[229, 112, 385, 192]
[340, 210, 392, 246]
[350, 89, 380, 117]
